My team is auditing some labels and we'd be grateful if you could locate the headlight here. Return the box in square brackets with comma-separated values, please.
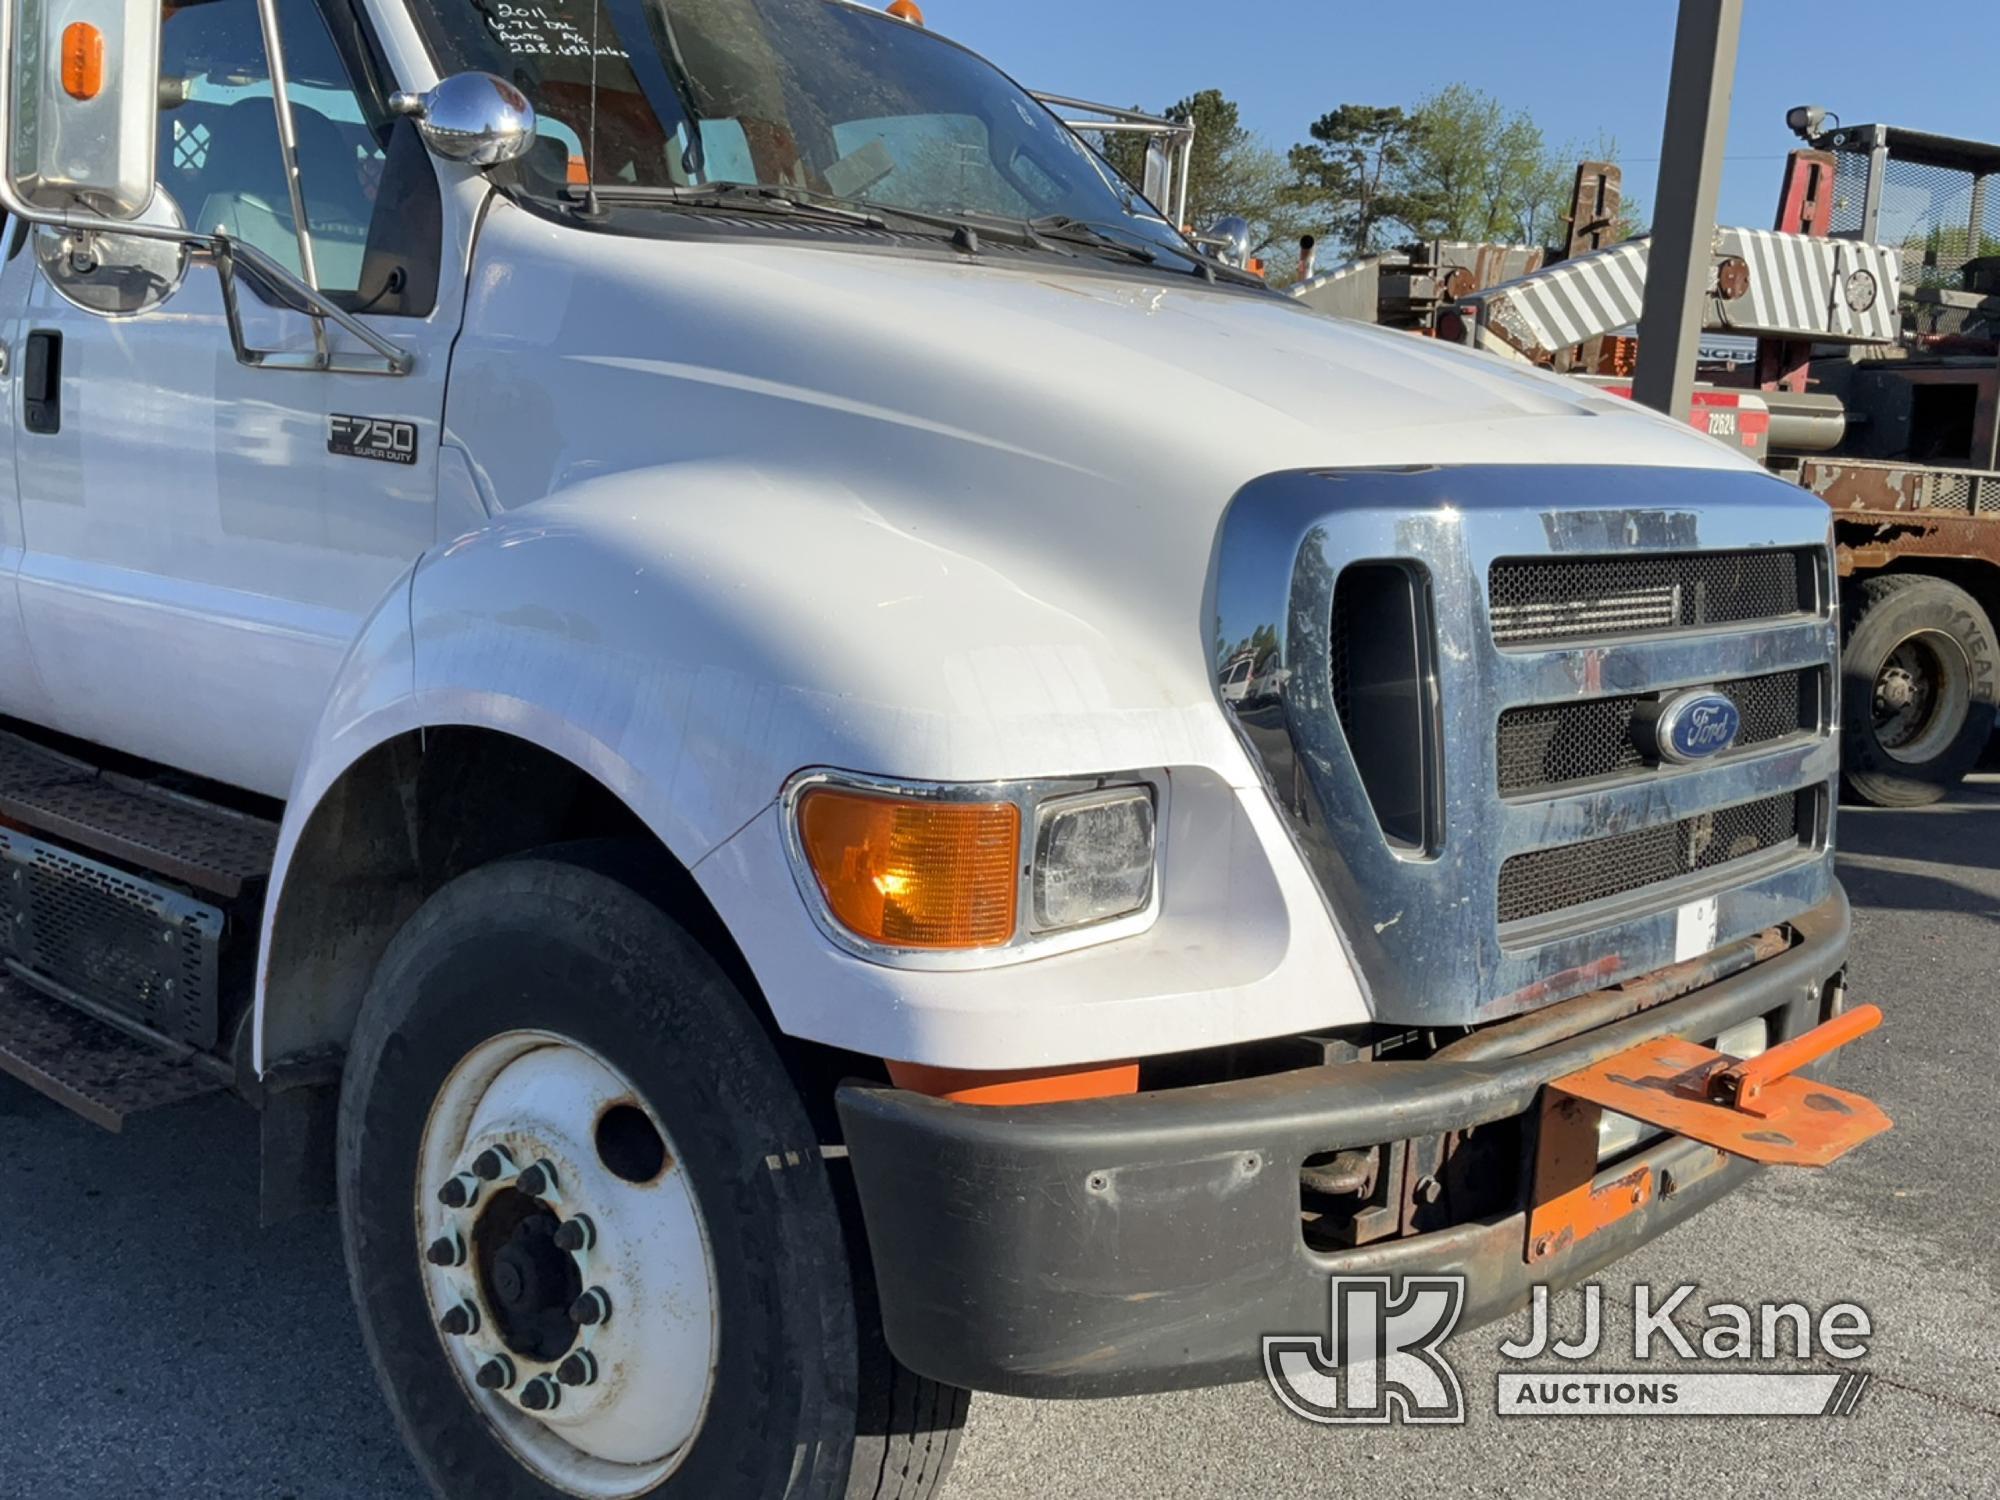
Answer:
[1032, 788, 1155, 931]
[783, 771, 1161, 965]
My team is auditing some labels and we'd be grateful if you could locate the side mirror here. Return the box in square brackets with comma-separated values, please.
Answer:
[1202, 215, 1253, 270]
[34, 181, 187, 314]
[7, 0, 161, 219]
[390, 72, 536, 167]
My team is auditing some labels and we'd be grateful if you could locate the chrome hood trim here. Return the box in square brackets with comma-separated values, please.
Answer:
[1210, 465, 1840, 1028]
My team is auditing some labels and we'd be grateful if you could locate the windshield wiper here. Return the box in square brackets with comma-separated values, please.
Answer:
[1027, 216, 1160, 266]
[768, 189, 1077, 256]
[560, 182, 892, 229]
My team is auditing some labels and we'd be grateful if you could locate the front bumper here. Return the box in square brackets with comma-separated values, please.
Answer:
[836, 889, 1852, 1399]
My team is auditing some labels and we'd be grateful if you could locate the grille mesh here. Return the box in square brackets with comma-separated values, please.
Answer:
[1488, 550, 1814, 647]
[1497, 792, 1805, 926]
[1496, 670, 1818, 795]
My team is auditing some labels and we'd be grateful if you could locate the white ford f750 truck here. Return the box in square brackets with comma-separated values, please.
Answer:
[0, 0, 1890, 1495]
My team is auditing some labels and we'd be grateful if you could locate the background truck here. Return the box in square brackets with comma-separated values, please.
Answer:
[1296, 120, 2000, 807]
[0, 1, 1886, 1497]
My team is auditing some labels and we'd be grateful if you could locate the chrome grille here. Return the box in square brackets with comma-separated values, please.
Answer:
[1488, 548, 1815, 646]
[1496, 792, 1806, 926]
[1211, 465, 1840, 1028]
[1496, 669, 1821, 796]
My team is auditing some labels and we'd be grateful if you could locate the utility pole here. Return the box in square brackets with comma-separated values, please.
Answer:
[1632, 0, 1743, 420]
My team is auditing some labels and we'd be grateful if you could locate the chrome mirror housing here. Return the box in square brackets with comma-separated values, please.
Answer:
[6, 0, 163, 220]
[1201, 215, 1253, 269]
[390, 72, 536, 167]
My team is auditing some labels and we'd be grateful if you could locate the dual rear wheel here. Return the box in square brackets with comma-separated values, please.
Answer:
[1840, 574, 1999, 807]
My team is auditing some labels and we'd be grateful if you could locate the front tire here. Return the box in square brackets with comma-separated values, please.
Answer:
[337, 849, 965, 1500]
[1840, 574, 1999, 807]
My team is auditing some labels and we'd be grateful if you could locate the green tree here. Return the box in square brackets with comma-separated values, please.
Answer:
[1400, 84, 1571, 245]
[1095, 89, 1323, 267]
[1285, 104, 1420, 255]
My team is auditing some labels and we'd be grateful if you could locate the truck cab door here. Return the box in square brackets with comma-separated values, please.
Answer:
[9, 0, 462, 798]
[0, 217, 59, 732]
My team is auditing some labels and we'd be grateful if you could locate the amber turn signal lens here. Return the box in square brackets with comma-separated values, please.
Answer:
[60, 22, 104, 102]
[798, 788, 1019, 949]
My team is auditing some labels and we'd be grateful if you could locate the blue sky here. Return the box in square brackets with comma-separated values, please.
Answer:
[918, 1, 2000, 233]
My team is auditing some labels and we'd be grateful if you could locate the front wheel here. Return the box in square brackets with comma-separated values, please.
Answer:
[337, 849, 966, 1500]
[1840, 573, 1999, 807]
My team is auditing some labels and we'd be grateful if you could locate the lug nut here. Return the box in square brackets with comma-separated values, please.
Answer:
[476, 1355, 517, 1391]
[471, 1146, 516, 1182]
[438, 1302, 480, 1337]
[557, 1349, 599, 1387]
[519, 1374, 562, 1412]
[552, 1215, 596, 1253]
[516, 1159, 559, 1200]
[425, 1231, 466, 1268]
[438, 1172, 482, 1210]
[569, 1287, 613, 1327]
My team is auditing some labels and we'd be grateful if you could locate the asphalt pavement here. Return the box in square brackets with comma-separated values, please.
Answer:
[2, 780, 1996, 1499]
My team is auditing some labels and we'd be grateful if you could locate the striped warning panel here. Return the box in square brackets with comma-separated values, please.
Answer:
[1466, 230, 1902, 356]
[1728, 230, 1901, 343]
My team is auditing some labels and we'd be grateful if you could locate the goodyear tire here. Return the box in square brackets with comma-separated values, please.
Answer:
[1840, 574, 1999, 807]
[337, 848, 966, 1500]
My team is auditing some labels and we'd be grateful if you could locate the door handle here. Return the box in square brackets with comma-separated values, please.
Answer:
[23, 329, 60, 434]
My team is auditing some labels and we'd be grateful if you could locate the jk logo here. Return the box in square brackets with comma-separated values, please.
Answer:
[1263, 1276, 1467, 1424]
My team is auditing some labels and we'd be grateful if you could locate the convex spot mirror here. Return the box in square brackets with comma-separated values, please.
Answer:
[1202, 215, 1253, 269]
[34, 182, 188, 314]
[8, 0, 161, 219]
[391, 72, 536, 167]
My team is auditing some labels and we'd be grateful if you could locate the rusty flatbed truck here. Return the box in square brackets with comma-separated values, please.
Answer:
[0, 1, 1894, 1495]
[1370, 118, 2000, 807]
[1775, 117, 2000, 807]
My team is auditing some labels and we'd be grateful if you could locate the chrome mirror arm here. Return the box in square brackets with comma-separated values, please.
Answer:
[251, 0, 328, 367]
[197, 235, 416, 375]
[0, 0, 409, 375]
[0, 179, 413, 375]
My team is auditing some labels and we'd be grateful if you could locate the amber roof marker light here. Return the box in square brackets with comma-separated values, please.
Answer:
[886, 1, 926, 24]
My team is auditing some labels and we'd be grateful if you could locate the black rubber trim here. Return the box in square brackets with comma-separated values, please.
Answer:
[836, 888, 1850, 1398]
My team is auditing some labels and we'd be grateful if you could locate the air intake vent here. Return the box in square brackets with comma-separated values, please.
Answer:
[1330, 562, 1441, 852]
[1497, 669, 1824, 796]
[1488, 548, 1818, 647]
[1497, 791, 1809, 928]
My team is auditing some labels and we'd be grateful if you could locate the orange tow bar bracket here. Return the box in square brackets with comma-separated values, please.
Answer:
[1708, 1003, 1881, 1115]
[1526, 1005, 1892, 1263]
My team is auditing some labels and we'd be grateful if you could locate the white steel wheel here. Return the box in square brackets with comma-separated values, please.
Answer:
[338, 848, 967, 1500]
[417, 1031, 717, 1498]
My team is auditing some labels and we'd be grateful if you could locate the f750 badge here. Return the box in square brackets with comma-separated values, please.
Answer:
[329, 414, 418, 465]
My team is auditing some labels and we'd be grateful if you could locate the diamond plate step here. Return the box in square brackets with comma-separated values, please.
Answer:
[0, 731, 276, 899]
[0, 972, 225, 1131]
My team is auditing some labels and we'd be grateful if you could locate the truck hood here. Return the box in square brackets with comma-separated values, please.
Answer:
[462, 202, 1747, 505]
[446, 203, 1766, 792]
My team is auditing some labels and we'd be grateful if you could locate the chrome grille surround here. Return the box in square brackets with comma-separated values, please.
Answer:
[1210, 465, 1840, 1027]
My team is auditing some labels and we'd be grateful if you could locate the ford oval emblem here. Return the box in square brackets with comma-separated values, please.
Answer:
[1652, 690, 1743, 764]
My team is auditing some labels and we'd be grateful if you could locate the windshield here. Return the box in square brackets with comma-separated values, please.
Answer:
[415, 0, 1195, 257]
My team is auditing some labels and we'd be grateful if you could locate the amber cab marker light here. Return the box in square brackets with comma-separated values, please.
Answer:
[60, 22, 104, 102]
[797, 787, 1019, 950]
[886, 0, 925, 24]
